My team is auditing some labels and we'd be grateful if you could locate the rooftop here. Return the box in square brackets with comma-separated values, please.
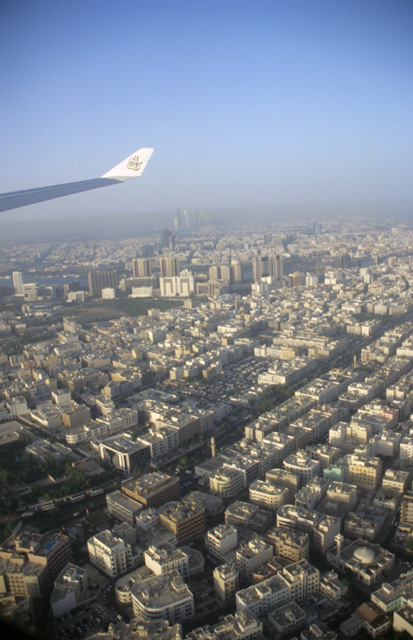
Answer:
[131, 569, 193, 609]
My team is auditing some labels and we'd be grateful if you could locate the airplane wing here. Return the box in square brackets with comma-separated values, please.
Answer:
[0, 147, 154, 213]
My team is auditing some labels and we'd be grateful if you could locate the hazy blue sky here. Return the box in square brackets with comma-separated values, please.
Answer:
[1, 0, 412, 222]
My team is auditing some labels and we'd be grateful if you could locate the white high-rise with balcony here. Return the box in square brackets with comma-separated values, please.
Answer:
[87, 530, 133, 578]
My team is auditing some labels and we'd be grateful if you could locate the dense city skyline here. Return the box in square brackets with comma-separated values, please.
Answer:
[2, 219, 413, 639]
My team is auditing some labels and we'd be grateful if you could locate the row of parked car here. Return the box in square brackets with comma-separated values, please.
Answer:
[50, 598, 114, 639]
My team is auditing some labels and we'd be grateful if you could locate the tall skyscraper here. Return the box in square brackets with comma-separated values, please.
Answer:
[269, 255, 283, 280]
[230, 260, 243, 283]
[208, 266, 220, 281]
[252, 256, 262, 282]
[220, 265, 231, 282]
[252, 255, 283, 282]
[132, 258, 152, 278]
[12, 271, 24, 295]
[160, 229, 172, 247]
[174, 207, 182, 232]
[88, 270, 119, 297]
[209, 262, 243, 284]
[160, 257, 180, 277]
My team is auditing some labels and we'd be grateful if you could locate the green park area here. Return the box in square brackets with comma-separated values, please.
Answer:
[0, 434, 116, 517]
[29, 493, 107, 533]
[64, 296, 184, 322]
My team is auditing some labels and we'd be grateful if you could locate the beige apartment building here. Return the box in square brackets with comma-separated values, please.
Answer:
[213, 562, 239, 604]
[265, 526, 310, 562]
[121, 472, 180, 509]
[347, 454, 382, 490]
[158, 497, 206, 545]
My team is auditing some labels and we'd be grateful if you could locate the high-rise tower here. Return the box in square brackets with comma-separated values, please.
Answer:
[252, 255, 283, 282]
[160, 257, 180, 277]
[88, 270, 119, 297]
[132, 258, 152, 278]
[12, 271, 24, 295]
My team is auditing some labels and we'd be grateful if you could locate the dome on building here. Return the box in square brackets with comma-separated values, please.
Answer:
[353, 545, 375, 565]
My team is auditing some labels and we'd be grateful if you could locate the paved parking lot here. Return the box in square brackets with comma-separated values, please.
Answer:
[49, 592, 119, 640]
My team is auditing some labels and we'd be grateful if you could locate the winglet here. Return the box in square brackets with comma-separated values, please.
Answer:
[101, 147, 154, 180]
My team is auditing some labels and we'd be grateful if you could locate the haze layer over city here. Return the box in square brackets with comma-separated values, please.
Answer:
[2, 1, 413, 227]
[2, 2, 413, 640]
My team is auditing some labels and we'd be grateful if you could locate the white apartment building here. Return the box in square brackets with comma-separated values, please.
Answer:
[368, 431, 401, 457]
[277, 505, 340, 554]
[261, 431, 296, 459]
[192, 408, 215, 433]
[87, 530, 133, 578]
[400, 435, 413, 463]
[249, 480, 289, 511]
[50, 563, 89, 618]
[393, 600, 413, 637]
[30, 405, 63, 429]
[283, 452, 321, 487]
[328, 421, 349, 447]
[131, 569, 194, 624]
[236, 559, 319, 617]
[265, 468, 300, 497]
[213, 562, 239, 604]
[258, 357, 317, 386]
[106, 490, 143, 525]
[382, 469, 409, 493]
[295, 477, 329, 510]
[205, 524, 238, 560]
[371, 571, 413, 613]
[326, 481, 358, 508]
[268, 601, 307, 636]
[283, 560, 320, 601]
[306, 443, 341, 470]
[65, 427, 88, 445]
[144, 543, 190, 580]
[209, 467, 244, 498]
[222, 456, 260, 488]
[159, 272, 195, 297]
[137, 427, 179, 459]
[236, 538, 273, 578]
[83, 419, 110, 440]
[236, 573, 290, 617]
[6, 396, 28, 418]
[186, 611, 262, 640]
[295, 379, 343, 405]
[96, 407, 139, 435]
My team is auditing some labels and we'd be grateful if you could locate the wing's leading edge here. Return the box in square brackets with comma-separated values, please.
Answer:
[0, 148, 154, 213]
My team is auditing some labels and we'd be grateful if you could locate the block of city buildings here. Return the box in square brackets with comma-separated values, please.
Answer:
[265, 526, 310, 562]
[327, 535, 394, 586]
[225, 501, 273, 533]
[50, 563, 89, 617]
[158, 497, 206, 545]
[106, 490, 143, 525]
[121, 472, 180, 509]
[131, 569, 194, 624]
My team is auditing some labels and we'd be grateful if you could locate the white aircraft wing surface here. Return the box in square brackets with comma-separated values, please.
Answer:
[0, 147, 154, 213]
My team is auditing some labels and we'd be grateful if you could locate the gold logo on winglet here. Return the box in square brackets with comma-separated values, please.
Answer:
[127, 155, 143, 171]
